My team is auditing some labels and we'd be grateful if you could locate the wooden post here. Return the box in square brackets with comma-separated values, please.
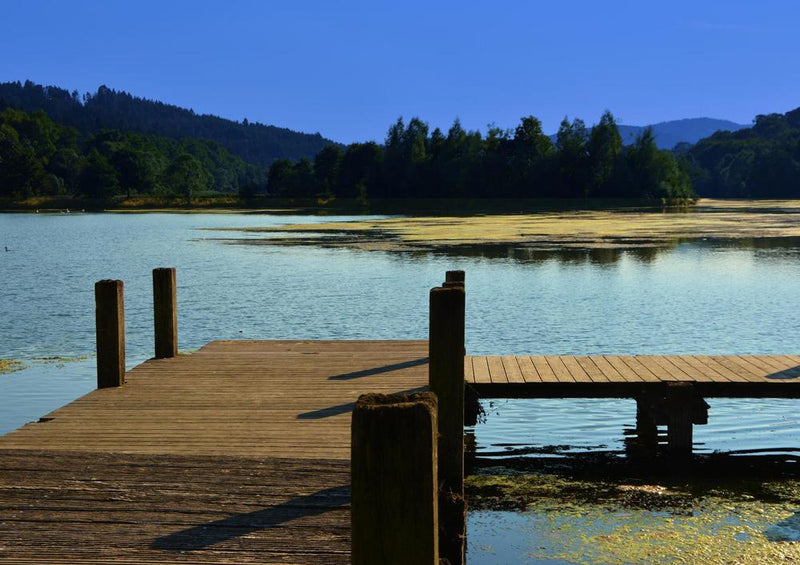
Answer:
[351, 392, 438, 565]
[95, 280, 125, 388]
[153, 267, 178, 359]
[443, 270, 465, 288]
[429, 285, 466, 565]
[635, 393, 659, 454]
[667, 383, 694, 458]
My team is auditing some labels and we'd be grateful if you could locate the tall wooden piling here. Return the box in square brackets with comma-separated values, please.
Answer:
[95, 279, 125, 389]
[443, 269, 465, 288]
[153, 267, 178, 359]
[429, 285, 466, 565]
[667, 382, 694, 458]
[351, 392, 439, 565]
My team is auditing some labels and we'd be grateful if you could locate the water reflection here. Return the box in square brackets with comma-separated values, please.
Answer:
[433, 236, 800, 265]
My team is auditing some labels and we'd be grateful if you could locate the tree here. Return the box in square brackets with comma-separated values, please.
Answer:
[509, 116, 553, 196]
[555, 117, 589, 197]
[587, 110, 622, 195]
[267, 159, 294, 195]
[162, 153, 208, 204]
[313, 145, 343, 197]
[79, 149, 119, 198]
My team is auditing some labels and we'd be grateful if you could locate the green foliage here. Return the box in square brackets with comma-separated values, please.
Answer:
[0, 80, 335, 167]
[686, 107, 800, 198]
[0, 105, 265, 200]
[266, 111, 695, 201]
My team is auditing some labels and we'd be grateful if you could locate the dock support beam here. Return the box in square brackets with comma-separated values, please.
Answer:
[429, 285, 466, 565]
[153, 267, 178, 359]
[667, 383, 694, 458]
[635, 393, 659, 456]
[351, 392, 439, 565]
[95, 279, 125, 389]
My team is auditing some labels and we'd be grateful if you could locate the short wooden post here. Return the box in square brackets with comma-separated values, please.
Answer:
[95, 280, 125, 388]
[351, 392, 439, 565]
[153, 267, 178, 359]
[429, 285, 466, 565]
[443, 269, 465, 288]
[667, 383, 694, 458]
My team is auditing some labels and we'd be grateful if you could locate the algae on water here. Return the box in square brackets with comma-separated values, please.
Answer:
[0, 359, 26, 374]
[466, 469, 800, 565]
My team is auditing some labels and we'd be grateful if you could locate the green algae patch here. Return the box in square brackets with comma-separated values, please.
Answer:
[0, 359, 25, 374]
[467, 470, 800, 564]
[32, 355, 89, 368]
[219, 199, 800, 254]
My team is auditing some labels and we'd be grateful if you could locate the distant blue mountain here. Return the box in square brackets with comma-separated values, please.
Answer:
[550, 117, 749, 150]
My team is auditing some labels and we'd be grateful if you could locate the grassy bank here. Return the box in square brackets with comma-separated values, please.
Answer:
[2, 195, 687, 215]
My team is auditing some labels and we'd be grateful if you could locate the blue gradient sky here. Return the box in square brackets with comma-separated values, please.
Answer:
[1, 1, 797, 143]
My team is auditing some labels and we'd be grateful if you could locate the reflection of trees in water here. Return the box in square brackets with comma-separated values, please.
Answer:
[432, 243, 671, 265]
[428, 237, 800, 266]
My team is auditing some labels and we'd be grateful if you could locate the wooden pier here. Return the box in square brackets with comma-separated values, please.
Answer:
[2, 269, 800, 563]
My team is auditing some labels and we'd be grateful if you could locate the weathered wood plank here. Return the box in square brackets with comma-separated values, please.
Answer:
[486, 356, 508, 384]
[501, 356, 526, 384]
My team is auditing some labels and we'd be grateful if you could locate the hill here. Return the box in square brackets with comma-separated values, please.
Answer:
[685, 107, 800, 198]
[0, 80, 336, 167]
[551, 118, 748, 150]
[618, 118, 748, 149]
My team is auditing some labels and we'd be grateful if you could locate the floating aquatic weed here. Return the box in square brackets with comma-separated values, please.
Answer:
[32, 355, 89, 369]
[0, 359, 26, 375]
[467, 471, 800, 564]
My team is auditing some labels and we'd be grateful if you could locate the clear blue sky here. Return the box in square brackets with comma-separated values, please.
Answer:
[1, 0, 798, 144]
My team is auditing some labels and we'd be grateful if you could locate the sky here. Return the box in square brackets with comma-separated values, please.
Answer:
[1, 0, 798, 144]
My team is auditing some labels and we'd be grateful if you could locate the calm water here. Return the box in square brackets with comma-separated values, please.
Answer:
[3, 212, 800, 451]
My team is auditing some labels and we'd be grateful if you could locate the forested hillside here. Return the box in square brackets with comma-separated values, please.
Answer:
[268, 112, 695, 201]
[0, 81, 334, 167]
[0, 106, 265, 199]
[685, 108, 800, 198]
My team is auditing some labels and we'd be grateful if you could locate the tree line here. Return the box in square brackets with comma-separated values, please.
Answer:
[683, 107, 800, 198]
[0, 80, 335, 167]
[0, 106, 265, 200]
[268, 111, 695, 201]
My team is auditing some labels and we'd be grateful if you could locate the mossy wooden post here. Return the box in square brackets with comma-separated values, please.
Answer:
[429, 285, 466, 565]
[667, 382, 694, 458]
[443, 269, 465, 288]
[95, 280, 125, 389]
[153, 267, 178, 359]
[351, 392, 439, 565]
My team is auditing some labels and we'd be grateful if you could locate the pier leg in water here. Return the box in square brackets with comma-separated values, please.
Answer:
[667, 382, 694, 460]
[633, 392, 659, 458]
[429, 285, 466, 565]
[351, 392, 439, 565]
[95, 279, 125, 388]
[153, 267, 178, 359]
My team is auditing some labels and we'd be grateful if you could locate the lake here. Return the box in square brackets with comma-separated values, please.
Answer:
[3, 211, 800, 563]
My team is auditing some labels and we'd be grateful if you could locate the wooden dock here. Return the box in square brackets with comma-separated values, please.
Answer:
[2, 341, 800, 563]
[3, 269, 800, 564]
[467, 354, 800, 397]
